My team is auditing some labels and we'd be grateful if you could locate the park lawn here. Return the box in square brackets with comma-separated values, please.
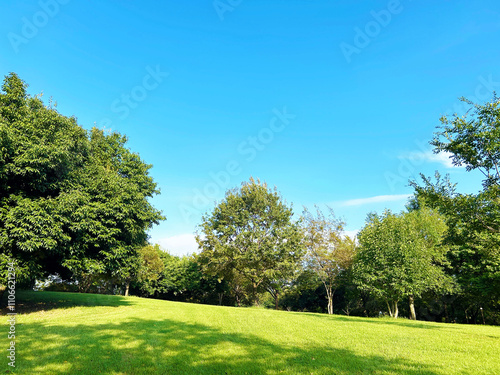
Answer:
[2, 291, 499, 374]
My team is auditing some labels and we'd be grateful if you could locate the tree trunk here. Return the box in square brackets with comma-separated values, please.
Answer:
[387, 300, 399, 318]
[326, 287, 333, 315]
[252, 281, 260, 306]
[409, 295, 416, 320]
[124, 281, 130, 297]
[386, 300, 392, 317]
[273, 291, 279, 310]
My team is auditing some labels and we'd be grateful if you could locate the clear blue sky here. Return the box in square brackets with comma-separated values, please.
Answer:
[2, 0, 499, 255]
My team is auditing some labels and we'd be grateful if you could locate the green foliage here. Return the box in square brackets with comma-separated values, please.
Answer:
[279, 269, 327, 313]
[158, 252, 200, 297]
[196, 177, 305, 306]
[0, 73, 164, 284]
[410, 96, 500, 324]
[135, 244, 165, 295]
[145, 252, 228, 304]
[410, 173, 500, 310]
[432, 96, 500, 187]
[353, 208, 452, 318]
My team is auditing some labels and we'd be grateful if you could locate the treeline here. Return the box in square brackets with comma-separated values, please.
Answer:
[1, 74, 498, 325]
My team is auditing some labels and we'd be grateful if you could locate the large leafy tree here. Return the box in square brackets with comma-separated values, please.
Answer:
[410, 96, 500, 323]
[196, 177, 304, 306]
[353, 208, 452, 319]
[302, 206, 356, 314]
[0, 73, 88, 282]
[0, 73, 164, 285]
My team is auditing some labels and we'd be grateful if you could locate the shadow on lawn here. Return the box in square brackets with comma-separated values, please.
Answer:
[313, 314, 449, 330]
[15, 316, 441, 375]
[1, 290, 133, 315]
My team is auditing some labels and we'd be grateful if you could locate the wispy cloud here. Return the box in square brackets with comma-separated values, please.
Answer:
[154, 234, 199, 257]
[340, 194, 412, 207]
[400, 150, 461, 169]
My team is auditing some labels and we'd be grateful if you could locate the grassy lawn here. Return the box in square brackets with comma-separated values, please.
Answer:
[2, 291, 499, 374]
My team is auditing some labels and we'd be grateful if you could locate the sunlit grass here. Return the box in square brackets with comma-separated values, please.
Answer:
[2, 290, 499, 374]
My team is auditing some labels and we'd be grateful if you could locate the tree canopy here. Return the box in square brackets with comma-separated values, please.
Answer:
[431, 96, 500, 187]
[196, 177, 304, 306]
[353, 208, 452, 319]
[0, 73, 164, 285]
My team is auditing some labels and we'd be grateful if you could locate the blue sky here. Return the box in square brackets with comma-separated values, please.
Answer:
[2, 0, 499, 255]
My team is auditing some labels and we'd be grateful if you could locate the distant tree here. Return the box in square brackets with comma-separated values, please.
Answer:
[353, 208, 453, 319]
[132, 244, 165, 296]
[280, 269, 327, 313]
[302, 206, 357, 315]
[149, 252, 229, 304]
[196, 178, 304, 307]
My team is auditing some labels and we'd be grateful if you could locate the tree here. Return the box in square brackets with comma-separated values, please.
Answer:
[263, 262, 300, 310]
[431, 96, 500, 188]
[196, 177, 304, 307]
[409, 96, 500, 323]
[279, 269, 327, 313]
[150, 252, 229, 305]
[302, 206, 356, 314]
[128, 244, 165, 296]
[353, 208, 452, 319]
[0, 73, 164, 285]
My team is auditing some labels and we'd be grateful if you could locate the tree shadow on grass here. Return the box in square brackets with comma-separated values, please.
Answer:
[14, 316, 442, 375]
[1, 290, 133, 315]
[307, 313, 450, 330]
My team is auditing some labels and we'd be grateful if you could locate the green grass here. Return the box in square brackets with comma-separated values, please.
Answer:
[2, 291, 499, 374]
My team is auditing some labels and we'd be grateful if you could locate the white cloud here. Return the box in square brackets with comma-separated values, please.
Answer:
[340, 194, 412, 207]
[402, 150, 461, 169]
[154, 233, 199, 257]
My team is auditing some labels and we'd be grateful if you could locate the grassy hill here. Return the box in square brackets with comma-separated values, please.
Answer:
[2, 291, 499, 374]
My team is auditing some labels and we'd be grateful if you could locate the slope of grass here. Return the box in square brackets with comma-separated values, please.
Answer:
[2, 291, 499, 374]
